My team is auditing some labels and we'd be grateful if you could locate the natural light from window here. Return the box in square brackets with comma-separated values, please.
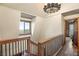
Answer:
[19, 20, 31, 35]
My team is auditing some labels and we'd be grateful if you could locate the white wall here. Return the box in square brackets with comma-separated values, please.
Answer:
[31, 16, 44, 43]
[0, 5, 20, 39]
[39, 13, 62, 43]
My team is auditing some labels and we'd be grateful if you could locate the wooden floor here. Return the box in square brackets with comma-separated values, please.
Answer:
[57, 37, 79, 56]
[21, 52, 37, 56]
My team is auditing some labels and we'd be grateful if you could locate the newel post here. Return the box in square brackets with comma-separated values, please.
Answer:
[38, 43, 44, 56]
[27, 37, 31, 54]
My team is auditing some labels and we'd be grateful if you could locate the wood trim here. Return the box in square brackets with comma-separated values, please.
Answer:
[30, 40, 38, 46]
[64, 20, 67, 44]
[74, 19, 78, 47]
[0, 45, 3, 56]
[0, 37, 30, 44]
[77, 17, 79, 48]
[38, 43, 44, 56]
[27, 39, 31, 54]
[64, 18, 79, 48]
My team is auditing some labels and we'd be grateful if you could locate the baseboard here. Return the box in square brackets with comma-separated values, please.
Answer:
[53, 46, 63, 56]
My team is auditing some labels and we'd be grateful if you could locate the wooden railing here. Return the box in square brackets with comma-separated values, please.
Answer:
[38, 35, 64, 56]
[0, 35, 64, 56]
[0, 36, 38, 56]
[30, 40, 38, 55]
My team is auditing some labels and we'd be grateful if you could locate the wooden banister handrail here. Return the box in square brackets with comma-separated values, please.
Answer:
[30, 40, 38, 46]
[0, 37, 30, 44]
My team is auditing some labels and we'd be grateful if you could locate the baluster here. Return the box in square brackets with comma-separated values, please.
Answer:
[10, 43, 13, 56]
[22, 40, 24, 52]
[19, 41, 21, 52]
[15, 42, 17, 55]
[2, 44, 5, 56]
[12, 42, 14, 55]
[23, 40, 25, 51]
[38, 43, 44, 56]
[21, 40, 23, 54]
[22, 40, 24, 55]
[0, 44, 2, 56]
[16, 41, 18, 54]
[18, 41, 19, 54]
[25, 40, 27, 50]
[13, 42, 16, 55]
[21, 40, 22, 53]
[25, 40, 26, 51]
[25, 40, 27, 51]
[7, 43, 9, 56]
[5, 44, 7, 56]
[23, 40, 25, 52]
[21, 41, 22, 53]
[21, 40, 23, 52]
[44, 45, 46, 56]
[9, 43, 10, 56]
[30, 42, 32, 53]
[27, 39, 30, 54]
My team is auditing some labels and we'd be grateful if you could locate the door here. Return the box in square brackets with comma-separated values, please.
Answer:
[73, 19, 78, 47]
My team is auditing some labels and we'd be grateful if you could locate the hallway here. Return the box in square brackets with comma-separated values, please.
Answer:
[57, 37, 79, 56]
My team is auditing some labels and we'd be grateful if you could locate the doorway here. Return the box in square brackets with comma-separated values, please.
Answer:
[65, 19, 78, 47]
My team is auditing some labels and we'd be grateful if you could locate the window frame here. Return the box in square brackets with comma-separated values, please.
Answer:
[19, 20, 31, 35]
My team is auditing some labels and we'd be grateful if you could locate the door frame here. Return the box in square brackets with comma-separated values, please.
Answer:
[64, 18, 78, 47]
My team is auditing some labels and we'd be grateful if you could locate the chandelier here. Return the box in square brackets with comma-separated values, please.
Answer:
[43, 3, 61, 13]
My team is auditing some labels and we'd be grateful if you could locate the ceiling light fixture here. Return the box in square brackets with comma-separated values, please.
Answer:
[43, 3, 61, 13]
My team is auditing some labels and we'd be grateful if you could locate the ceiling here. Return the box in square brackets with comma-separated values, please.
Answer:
[0, 3, 48, 17]
[1, 3, 79, 17]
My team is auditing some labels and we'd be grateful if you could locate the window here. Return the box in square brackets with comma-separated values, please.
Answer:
[19, 20, 31, 35]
